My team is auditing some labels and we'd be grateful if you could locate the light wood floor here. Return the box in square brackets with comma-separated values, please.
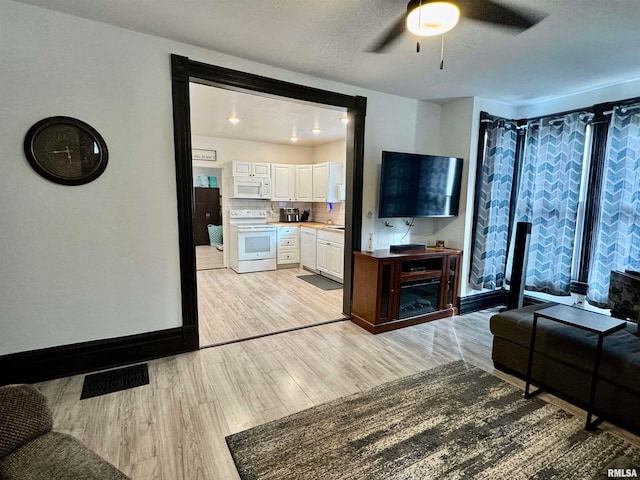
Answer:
[35, 310, 640, 479]
[197, 266, 344, 346]
[195, 246, 224, 271]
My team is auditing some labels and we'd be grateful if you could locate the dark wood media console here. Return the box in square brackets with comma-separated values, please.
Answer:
[351, 248, 462, 333]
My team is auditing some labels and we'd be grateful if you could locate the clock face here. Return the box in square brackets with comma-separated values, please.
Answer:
[24, 117, 108, 185]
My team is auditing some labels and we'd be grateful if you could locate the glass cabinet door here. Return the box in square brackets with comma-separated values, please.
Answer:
[379, 262, 394, 321]
[447, 255, 458, 307]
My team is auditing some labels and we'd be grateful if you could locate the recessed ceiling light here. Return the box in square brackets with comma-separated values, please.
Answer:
[289, 135, 298, 143]
[228, 115, 241, 125]
[311, 127, 321, 135]
[340, 116, 349, 124]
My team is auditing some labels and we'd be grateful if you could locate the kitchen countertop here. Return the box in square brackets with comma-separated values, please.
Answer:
[269, 221, 345, 233]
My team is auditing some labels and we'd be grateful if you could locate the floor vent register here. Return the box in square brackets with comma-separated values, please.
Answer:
[80, 363, 149, 400]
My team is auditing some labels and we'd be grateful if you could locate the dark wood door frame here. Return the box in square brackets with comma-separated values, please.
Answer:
[171, 54, 366, 350]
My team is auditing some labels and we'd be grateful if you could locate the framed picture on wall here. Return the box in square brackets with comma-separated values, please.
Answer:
[192, 149, 217, 161]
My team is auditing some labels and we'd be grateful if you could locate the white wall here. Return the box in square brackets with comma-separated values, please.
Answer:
[0, 0, 430, 354]
[362, 95, 442, 250]
[192, 135, 313, 165]
[313, 139, 346, 164]
[517, 77, 640, 119]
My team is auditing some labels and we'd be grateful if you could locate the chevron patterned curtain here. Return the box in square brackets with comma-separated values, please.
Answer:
[470, 116, 517, 290]
[587, 106, 640, 307]
[507, 113, 589, 295]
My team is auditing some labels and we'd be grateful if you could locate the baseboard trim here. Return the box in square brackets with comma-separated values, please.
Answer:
[0, 327, 188, 385]
[458, 290, 507, 315]
[522, 294, 547, 306]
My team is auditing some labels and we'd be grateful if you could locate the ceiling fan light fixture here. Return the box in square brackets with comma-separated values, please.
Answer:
[406, 1, 460, 37]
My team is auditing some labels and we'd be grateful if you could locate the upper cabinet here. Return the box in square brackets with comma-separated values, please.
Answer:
[271, 163, 314, 202]
[228, 160, 344, 203]
[271, 164, 296, 202]
[295, 165, 313, 202]
[312, 162, 343, 203]
[232, 161, 271, 178]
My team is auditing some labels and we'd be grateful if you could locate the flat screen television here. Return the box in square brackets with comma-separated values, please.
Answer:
[378, 151, 463, 218]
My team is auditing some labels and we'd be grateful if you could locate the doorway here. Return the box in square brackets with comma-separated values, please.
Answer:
[170, 54, 366, 351]
[190, 84, 353, 346]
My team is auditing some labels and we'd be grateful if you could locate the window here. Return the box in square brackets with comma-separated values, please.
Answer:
[471, 100, 640, 306]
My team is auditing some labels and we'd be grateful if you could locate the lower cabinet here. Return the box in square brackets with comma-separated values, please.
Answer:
[300, 227, 317, 271]
[316, 230, 344, 282]
[277, 226, 299, 265]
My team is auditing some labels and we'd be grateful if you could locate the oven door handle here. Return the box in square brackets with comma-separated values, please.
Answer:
[242, 228, 275, 233]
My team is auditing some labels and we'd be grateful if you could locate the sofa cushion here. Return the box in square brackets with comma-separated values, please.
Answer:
[0, 385, 52, 459]
[490, 303, 558, 346]
[0, 432, 129, 480]
[491, 304, 640, 395]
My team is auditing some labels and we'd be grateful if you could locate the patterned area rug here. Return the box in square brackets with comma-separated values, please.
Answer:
[226, 361, 640, 479]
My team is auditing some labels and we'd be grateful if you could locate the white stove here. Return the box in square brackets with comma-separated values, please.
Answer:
[228, 210, 277, 273]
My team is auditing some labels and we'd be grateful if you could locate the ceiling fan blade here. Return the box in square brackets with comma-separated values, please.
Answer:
[367, 13, 407, 53]
[457, 0, 546, 31]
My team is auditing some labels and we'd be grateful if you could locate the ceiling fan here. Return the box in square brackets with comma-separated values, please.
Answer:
[368, 0, 546, 53]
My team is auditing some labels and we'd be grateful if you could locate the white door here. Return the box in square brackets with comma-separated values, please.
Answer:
[300, 229, 317, 270]
[312, 163, 329, 202]
[316, 240, 329, 273]
[233, 161, 252, 176]
[271, 164, 293, 201]
[295, 165, 313, 201]
[252, 162, 271, 177]
[328, 243, 344, 279]
[238, 230, 276, 260]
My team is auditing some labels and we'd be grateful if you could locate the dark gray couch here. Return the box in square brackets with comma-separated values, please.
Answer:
[0, 384, 129, 480]
[490, 303, 640, 432]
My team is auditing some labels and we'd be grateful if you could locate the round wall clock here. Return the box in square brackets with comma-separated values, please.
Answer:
[24, 116, 108, 186]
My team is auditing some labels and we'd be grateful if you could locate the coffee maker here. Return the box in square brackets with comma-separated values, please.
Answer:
[279, 208, 300, 222]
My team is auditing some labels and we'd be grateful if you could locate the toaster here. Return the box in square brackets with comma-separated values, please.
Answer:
[279, 208, 300, 222]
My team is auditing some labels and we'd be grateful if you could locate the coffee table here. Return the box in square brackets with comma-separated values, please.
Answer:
[523, 304, 626, 430]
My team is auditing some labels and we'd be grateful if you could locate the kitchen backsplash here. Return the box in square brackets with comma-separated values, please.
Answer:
[312, 202, 345, 225]
[226, 198, 345, 225]
[267, 201, 313, 222]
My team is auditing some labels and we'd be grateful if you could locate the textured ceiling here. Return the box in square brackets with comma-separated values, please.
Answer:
[12, 0, 640, 106]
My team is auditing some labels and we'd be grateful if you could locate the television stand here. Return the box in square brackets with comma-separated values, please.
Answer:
[351, 248, 462, 334]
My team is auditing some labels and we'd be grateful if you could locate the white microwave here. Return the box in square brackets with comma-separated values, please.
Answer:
[232, 176, 271, 199]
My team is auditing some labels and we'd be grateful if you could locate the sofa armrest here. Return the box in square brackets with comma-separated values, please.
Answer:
[0, 385, 53, 460]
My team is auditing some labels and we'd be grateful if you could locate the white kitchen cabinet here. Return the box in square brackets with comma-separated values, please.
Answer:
[271, 164, 314, 202]
[277, 226, 299, 265]
[232, 161, 271, 178]
[312, 162, 343, 203]
[300, 227, 317, 271]
[328, 243, 344, 279]
[271, 164, 295, 201]
[295, 165, 313, 202]
[316, 229, 344, 282]
[316, 241, 329, 272]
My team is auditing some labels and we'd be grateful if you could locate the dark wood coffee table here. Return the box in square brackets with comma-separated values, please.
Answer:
[524, 304, 626, 430]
